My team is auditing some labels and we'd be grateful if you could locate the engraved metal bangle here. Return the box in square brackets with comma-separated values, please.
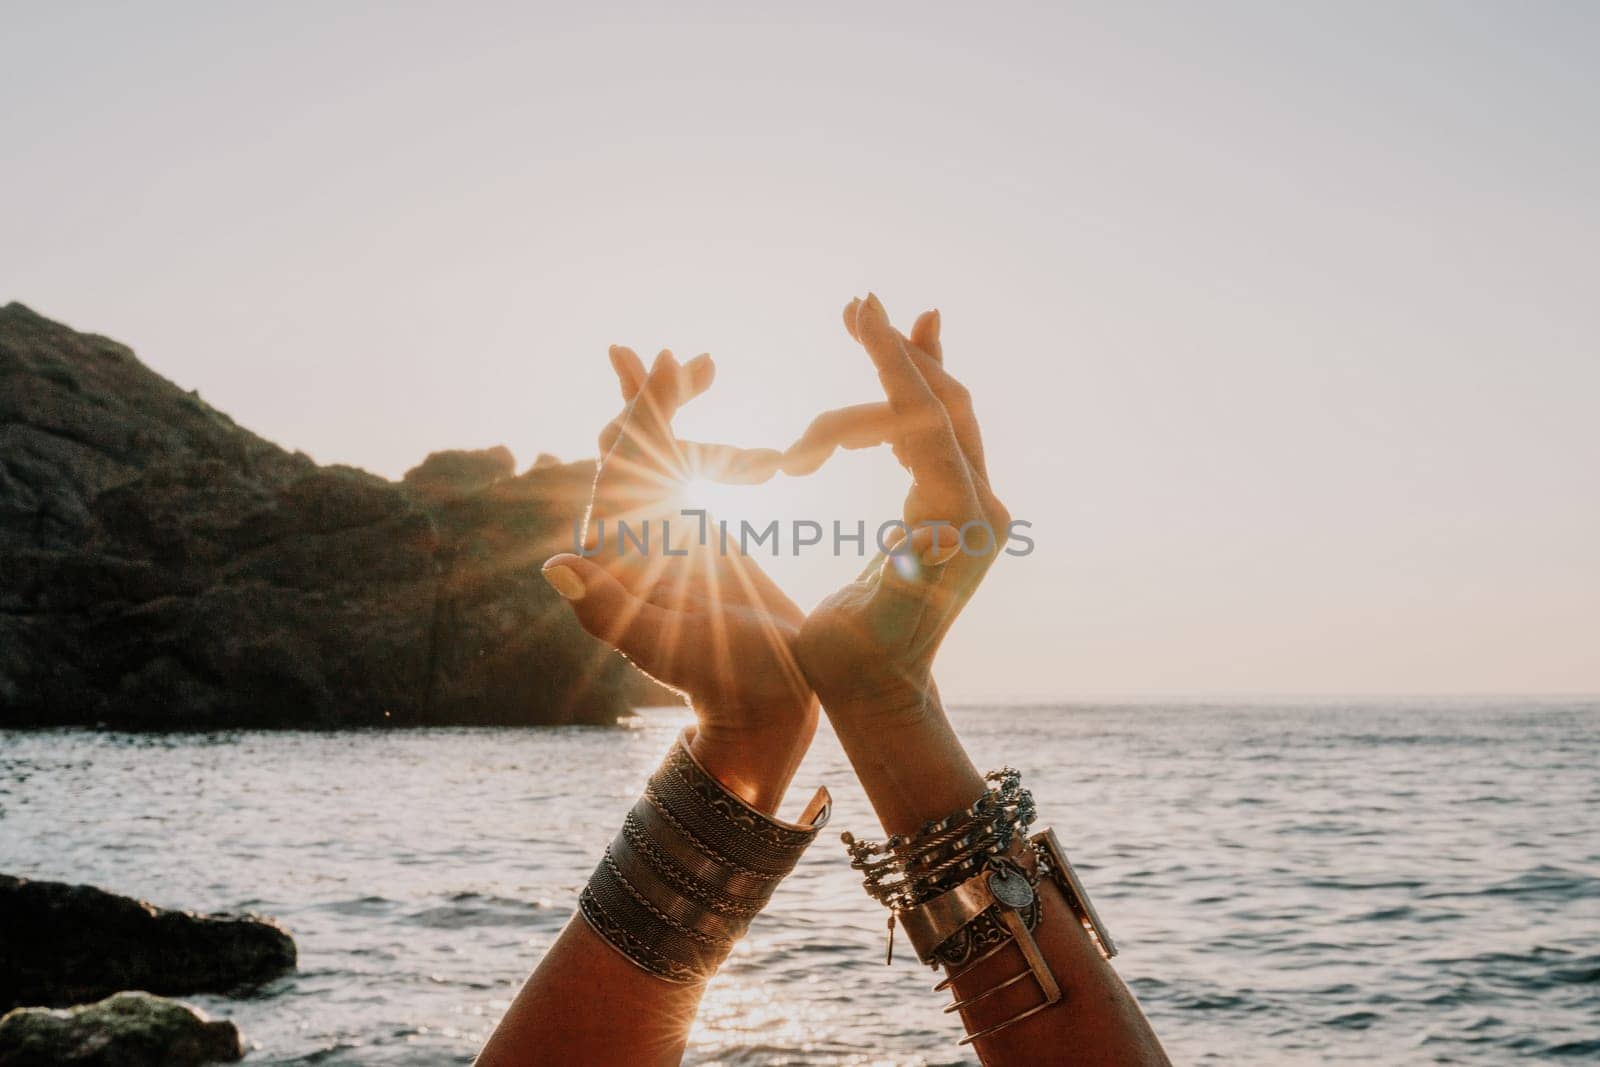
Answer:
[579, 729, 831, 983]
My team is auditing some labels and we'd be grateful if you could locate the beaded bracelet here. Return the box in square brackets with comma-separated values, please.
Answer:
[578, 730, 830, 983]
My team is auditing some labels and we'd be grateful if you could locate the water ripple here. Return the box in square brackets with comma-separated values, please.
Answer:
[1, 698, 1596, 1063]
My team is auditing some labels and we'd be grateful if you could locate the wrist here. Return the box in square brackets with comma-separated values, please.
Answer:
[824, 689, 986, 837]
[687, 700, 819, 816]
[577, 730, 830, 985]
[817, 676, 940, 732]
[821, 691, 935, 731]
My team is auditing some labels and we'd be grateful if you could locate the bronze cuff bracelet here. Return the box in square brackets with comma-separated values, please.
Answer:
[843, 772, 1117, 1046]
[579, 729, 831, 983]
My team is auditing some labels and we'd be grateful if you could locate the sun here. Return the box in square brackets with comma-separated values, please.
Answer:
[676, 475, 753, 527]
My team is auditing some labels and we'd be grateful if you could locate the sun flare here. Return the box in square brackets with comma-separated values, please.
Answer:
[677, 475, 750, 525]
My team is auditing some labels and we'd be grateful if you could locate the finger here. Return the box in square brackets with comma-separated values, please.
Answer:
[855, 293, 940, 418]
[682, 352, 715, 403]
[598, 415, 623, 456]
[541, 555, 676, 666]
[841, 297, 863, 342]
[682, 441, 783, 484]
[902, 521, 962, 566]
[850, 301, 989, 484]
[591, 352, 689, 523]
[900, 342, 988, 484]
[895, 308, 983, 480]
[780, 388, 990, 499]
[609, 345, 648, 400]
[598, 355, 715, 456]
[867, 518, 984, 648]
[599, 347, 649, 456]
[849, 294, 977, 512]
[779, 401, 955, 478]
[639, 349, 685, 425]
[607, 348, 712, 406]
[835, 297, 965, 474]
[866, 548, 961, 653]
[598, 353, 717, 456]
[617, 349, 684, 462]
[874, 522, 960, 602]
[597, 345, 646, 455]
[780, 402, 899, 475]
[909, 309, 942, 364]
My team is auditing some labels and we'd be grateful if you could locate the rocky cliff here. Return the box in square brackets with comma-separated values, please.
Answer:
[0, 302, 670, 727]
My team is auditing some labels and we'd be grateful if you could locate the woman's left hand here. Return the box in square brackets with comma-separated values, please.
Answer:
[786, 294, 1011, 730]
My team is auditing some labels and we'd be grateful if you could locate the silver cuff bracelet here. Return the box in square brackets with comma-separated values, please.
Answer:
[578, 729, 831, 983]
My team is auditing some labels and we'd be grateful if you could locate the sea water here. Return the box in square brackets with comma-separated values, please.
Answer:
[2, 699, 1596, 1064]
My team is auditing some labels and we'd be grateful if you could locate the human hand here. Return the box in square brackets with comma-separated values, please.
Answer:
[542, 347, 816, 809]
[595, 344, 784, 491]
[789, 294, 1010, 727]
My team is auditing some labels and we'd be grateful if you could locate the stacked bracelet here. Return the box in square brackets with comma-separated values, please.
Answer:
[579, 730, 831, 983]
[843, 767, 1036, 913]
[842, 770, 1117, 1047]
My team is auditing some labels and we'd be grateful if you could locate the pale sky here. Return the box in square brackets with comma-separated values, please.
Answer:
[4, 2, 1597, 700]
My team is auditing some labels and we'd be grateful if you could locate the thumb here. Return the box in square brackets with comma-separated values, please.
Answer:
[541, 554, 672, 662]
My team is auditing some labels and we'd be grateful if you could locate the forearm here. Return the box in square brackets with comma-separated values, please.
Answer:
[477, 717, 823, 1067]
[824, 691, 1169, 1066]
[942, 846, 1169, 1066]
[828, 694, 986, 835]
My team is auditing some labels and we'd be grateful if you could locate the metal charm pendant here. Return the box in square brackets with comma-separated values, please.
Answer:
[987, 867, 1035, 910]
[935, 859, 1063, 1046]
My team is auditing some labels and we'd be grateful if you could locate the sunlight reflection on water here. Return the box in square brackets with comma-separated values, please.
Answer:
[2, 699, 1596, 1064]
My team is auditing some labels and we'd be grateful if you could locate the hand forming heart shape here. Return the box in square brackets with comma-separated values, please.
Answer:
[539, 293, 1009, 811]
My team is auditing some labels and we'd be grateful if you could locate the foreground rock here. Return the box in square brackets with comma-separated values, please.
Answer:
[0, 875, 294, 1012]
[0, 302, 672, 727]
[0, 992, 242, 1067]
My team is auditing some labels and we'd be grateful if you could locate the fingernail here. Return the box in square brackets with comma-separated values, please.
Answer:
[542, 564, 586, 601]
[929, 309, 941, 335]
[862, 293, 889, 327]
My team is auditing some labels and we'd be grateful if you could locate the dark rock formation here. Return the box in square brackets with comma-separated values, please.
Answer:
[0, 992, 243, 1066]
[0, 874, 294, 1012]
[401, 445, 516, 501]
[0, 302, 676, 727]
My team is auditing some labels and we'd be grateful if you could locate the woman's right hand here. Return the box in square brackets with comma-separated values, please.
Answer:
[542, 346, 816, 811]
[789, 293, 1011, 728]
